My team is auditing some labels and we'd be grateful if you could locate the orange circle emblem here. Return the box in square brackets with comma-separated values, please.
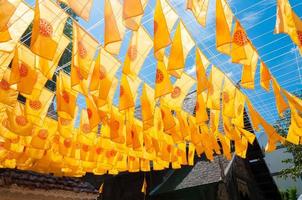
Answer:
[155, 69, 164, 83]
[19, 63, 28, 77]
[171, 86, 181, 99]
[233, 30, 248, 46]
[297, 31, 302, 45]
[99, 67, 106, 80]
[29, 100, 42, 110]
[82, 144, 89, 152]
[15, 116, 27, 126]
[95, 147, 103, 155]
[64, 138, 72, 148]
[39, 19, 53, 37]
[154, 21, 158, 33]
[112, 120, 120, 130]
[127, 45, 137, 61]
[76, 68, 84, 80]
[0, 80, 9, 90]
[38, 129, 48, 140]
[60, 118, 71, 126]
[62, 91, 70, 103]
[78, 41, 87, 58]
[223, 92, 230, 103]
[82, 123, 91, 133]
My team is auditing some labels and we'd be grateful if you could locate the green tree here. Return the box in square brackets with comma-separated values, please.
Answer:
[273, 91, 302, 180]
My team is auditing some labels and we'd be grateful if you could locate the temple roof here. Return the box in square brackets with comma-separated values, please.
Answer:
[0, 169, 98, 194]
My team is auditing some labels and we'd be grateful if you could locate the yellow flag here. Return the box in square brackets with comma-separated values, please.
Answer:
[104, 0, 125, 55]
[167, 20, 195, 78]
[123, 26, 152, 77]
[119, 74, 135, 111]
[207, 66, 224, 110]
[271, 77, 288, 117]
[11, 45, 43, 95]
[196, 48, 210, 93]
[56, 72, 78, 119]
[36, 35, 70, 79]
[187, 0, 209, 27]
[154, 61, 173, 99]
[164, 73, 195, 110]
[176, 111, 190, 140]
[231, 21, 255, 65]
[260, 61, 271, 91]
[246, 99, 261, 131]
[0, 70, 18, 108]
[0, 52, 14, 75]
[141, 84, 155, 130]
[231, 89, 246, 128]
[217, 133, 231, 160]
[123, 0, 147, 30]
[25, 88, 54, 126]
[160, 100, 176, 133]
[6, 102, 33, 136]
[196, 92, 208, 124]
[30, 117, 57, 150]
[0, 0, 22, 42]
[0, 1, 33, 52]
[30, 0, 67, 60]
[222, 76, 236, 118]
[141, 177, 147, 194]
[188, 143, 195, 166]
[275, 0, 302, 54]
[58, 114, 77, 139]
[282, 89, 302, 112]
[153, 0, 178, 61]
[60, 0, 93, 21]
[109, 106, 125, 144]
[78, 109, 97, 146]
[86, 96, 100, 129]
[98, 183, 104, 193]
[216, 0, 233, 55]
[241, 49, 259, 89]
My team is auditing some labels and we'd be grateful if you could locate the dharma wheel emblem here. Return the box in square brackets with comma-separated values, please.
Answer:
[155, 69, 164, 83]
[15, 115, 27, 126]
[87, 108, 93, 119]
[78, 41, 87, 58]
[297, 31, 302, 45]
[62, 91, 70, 103]
[127, 45, 138, 61]
[119, 85, 124, 97]
[99, 67, 106, 80]
[112, 120, 120, 130]
[39, 19, 53, 37]
[223, 92, 230, 103]
[171, 86, 181, 98]
[19, 63, 28, 77]
[233, 29, 248, 46]
[38, 129, 48, 140]
[29, 100, 42, 110]
[0, 80, 9, 90]
[82, 123, 91, 133]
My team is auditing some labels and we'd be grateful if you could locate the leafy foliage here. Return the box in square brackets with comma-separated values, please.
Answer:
[280, 188, 298, 200]
[274, 91, 302, 180]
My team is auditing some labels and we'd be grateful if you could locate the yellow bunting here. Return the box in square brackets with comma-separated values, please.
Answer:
[207, 66, 224, 110]
[119, 74, 135, 111]
[167, 20, 195, 78]
[0, 70, 18, 108]
[31, 0, 67, 60]
[154, 61, 173, 99]
[222, 76, 236, 118]
[141, 84, 155, 130]
[164, 73, 195, 110]
[216, 0, 233, 55]
[260, 61, 271, 91]
[187, 0, 209, 27]
[153, 0, 178, 61]
[196, 48, 210, 93]
[196, 92, 208, 124]
[275, 0, 302, 54]
[104, 0, 125, 55]
[241, 50, 259, 89]
[123, 26, 153, 77]
[271, 77, 288, 117]
[60, 0, 93, 21]
[123, 0, 147, 30]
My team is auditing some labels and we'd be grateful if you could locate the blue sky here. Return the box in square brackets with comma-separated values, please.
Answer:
[25, 0, 302, 146]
